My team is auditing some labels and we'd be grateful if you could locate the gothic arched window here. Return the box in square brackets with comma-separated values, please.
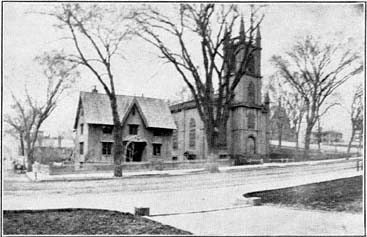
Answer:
[189, 118, 196, 148]
[247, 54, 255, 74]
[248, 111, 256, 129]
[247, 136, 256, 154]
[172, 123, 178, 150]
[248, 81, 255, 104]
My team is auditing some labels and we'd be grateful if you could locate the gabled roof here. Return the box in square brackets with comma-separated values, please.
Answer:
[74, 91, 176, 130]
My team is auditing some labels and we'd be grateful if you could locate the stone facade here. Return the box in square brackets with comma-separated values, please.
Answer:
[170, 27, 270, 161]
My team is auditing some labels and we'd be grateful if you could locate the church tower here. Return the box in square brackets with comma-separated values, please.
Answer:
[227, 17, 269, 159]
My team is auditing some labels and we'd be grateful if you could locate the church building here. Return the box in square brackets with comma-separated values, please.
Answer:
[170, 23, 270, 162]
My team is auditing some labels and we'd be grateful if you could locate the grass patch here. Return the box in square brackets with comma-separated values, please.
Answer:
[244, 176, 363, 213]
[3, 208, 192, 235]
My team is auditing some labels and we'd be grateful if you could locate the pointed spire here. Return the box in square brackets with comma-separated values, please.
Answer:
[256, 25, 261, 48]
[239, 15, 245, 41]
[223, 24, 230, 50]
[264, 92, 270, 104]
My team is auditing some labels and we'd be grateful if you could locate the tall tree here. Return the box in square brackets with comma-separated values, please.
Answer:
[4, 112, 26, 156]
[47, 4, 134, 176]
[135, 4, 264, 162]
[271, 36, 362, 158]
[4, 52, 77, 171]
[267, 76, 306, 149]
[347, 84, 363, 153]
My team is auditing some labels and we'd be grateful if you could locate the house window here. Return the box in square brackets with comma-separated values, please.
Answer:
[132, 106, 136, 116]
[189, 118, 196, 148]
[247, 81, 255, 104]
[102, 125, 113, 134]
[153, 144, 161, 156]
[172, 129, 178, 149]
[248, 111, 256, 129]
[80, 124, 84, 135]
[129, 125, 139, 135]
[79, 142, 84, 155]
[102, 142, 113, 155]
[153, 129, 164, 137]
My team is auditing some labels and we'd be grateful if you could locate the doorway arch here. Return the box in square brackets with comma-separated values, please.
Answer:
[247, 136, 256, 154]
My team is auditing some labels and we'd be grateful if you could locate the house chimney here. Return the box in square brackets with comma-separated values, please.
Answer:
[57, 135, 62, 148]
[92, 85, 98, 93]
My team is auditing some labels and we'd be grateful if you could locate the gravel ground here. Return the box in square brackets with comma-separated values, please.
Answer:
[3, 208, 192, 235]
[244, 175, 363, 213]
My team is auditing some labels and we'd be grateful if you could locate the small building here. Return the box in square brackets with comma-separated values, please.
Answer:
[73, 90, 176, 164]
[311, 130, 343, 144]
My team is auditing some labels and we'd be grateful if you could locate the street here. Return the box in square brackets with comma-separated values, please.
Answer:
[3, 157, 364, 235]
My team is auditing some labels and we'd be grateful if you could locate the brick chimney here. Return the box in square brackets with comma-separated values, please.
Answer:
[92, 85, 98, 93]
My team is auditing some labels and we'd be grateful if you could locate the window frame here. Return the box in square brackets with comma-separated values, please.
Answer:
[102, 125, 113, 134]
[79, 142, 84, 155]
[247, 111, 256, 129]
[153, 143, 162, 156]
[247, 81, 256, 104]
[129, 124, 139, 135]
[189, 118, 196, 149]
[101, 142, 113, 156]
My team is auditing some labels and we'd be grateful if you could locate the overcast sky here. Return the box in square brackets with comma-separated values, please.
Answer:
[3, 2, 364, 140]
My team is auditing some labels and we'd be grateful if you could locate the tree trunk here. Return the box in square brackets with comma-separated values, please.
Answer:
[26, 142, 34, 172]
[278, 124, 283, 148]
[295, 131, 299, 150]
[205, 126, 220, 173]
[19, 133, 25, 156]
[347, 125, 356, 154]
[303, 124, 313, 160]
[109, 95, 123, 177]
[113, 124, 123, 177]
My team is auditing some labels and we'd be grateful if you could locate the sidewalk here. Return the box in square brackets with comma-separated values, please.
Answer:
[26, 156, 362, 182]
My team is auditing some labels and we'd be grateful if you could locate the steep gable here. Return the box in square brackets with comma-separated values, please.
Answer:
[74, 91, 176, 130]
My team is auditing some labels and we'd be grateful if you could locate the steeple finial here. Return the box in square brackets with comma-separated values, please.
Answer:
[256, 25, 261, 48]
[239, 15, 245, 41]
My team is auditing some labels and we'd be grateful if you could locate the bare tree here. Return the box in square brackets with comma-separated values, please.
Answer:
[347, 84, 363, 153]
[135, 4, 264, 162]
[271, 36, 362, 158]
[267, 76, 306, 149]
[46, 4, 134, 176]
[4, 52, 77, 171]
[4, 114, 26, 156]
[270, 99, 288, 148]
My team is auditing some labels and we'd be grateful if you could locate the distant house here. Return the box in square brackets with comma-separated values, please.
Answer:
[73, 89, 176, 164]
[37, 131, 74, 148]
[34, 131, 75, 164]
[311, 130, 343, 144]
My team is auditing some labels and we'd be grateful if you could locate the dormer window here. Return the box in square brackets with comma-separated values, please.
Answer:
[129, 124, 138, 135]
[102, 125, 113, 134]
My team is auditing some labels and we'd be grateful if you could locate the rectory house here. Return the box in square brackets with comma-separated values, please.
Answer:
[73, 90, 176, 164]
[73, 23, 270, 165]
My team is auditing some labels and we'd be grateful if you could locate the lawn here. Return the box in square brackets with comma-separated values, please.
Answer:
[3, 208, 192, 235]
[244, 175, 363, 213]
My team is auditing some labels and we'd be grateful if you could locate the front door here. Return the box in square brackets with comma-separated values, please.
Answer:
[126, 142, 146, 162]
